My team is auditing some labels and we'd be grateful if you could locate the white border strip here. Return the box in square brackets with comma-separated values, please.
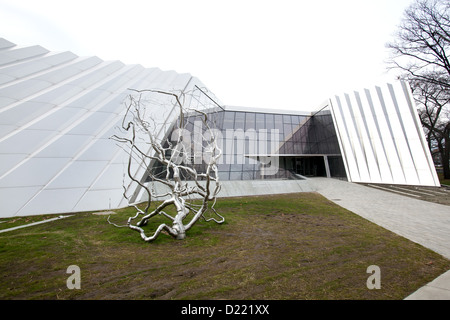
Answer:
[0, 215, 73, 234]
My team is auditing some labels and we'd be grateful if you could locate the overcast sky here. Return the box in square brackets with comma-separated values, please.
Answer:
[0, 0, 414, 111]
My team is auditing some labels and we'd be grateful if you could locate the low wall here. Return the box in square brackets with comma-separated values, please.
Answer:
[217, 179, 315, 198]
[140, 179, 315, 202]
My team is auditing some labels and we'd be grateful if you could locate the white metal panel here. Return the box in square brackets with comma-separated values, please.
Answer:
[391, 81, 436, 186]
[46, 160, 109, 189]
[383, 83, 418, 184]
[0, 186, 42, 216]
[0, 157, 69, 188]
[87, 163, 125, 190]
[349, 91, 381, 182]
[31, 84, 85, 105]
[0, 96, 16, 109]
[338, 93, 371, 182]
[67, 112, 116, 136]
[125, 67, 163, 91]
[400, 81, 440, 186]
[360, 88, 393, 183]
[33, 51, 79, 68]
[96, 94, 127, 114]
[0, 79, 53, 101]
[35, 62, 91, 84]
[98, 118, 125, 139]
[0, 73, 15, 85]
[0, 52, 78, 84]
[70, 56, 103, 72]
[329, 95, 359, 181]
[0, 154, 27, 176]
[35, 134, 92, 158]
[28, 107, 87, 131]
[77, 138, 121, 161]
[0, 129, 56, 155]
[67, 89, 115, 110]
[372, 86, 406, 183]
[330, 81, 439, 186]
[0, 124, 18, 137]
[72, 188, 125, 212]
[95, 64, 145, 92]
[16, 188, 87, 216]
[71, 61, 125, 89]
[0, 101, 55, 127]
[386, 83, 421, 185]
[0, 38, 15, 50]
[0, 45, 49, 66]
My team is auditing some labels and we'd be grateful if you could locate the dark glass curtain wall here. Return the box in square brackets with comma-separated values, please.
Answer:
[159, 107, 346, 181]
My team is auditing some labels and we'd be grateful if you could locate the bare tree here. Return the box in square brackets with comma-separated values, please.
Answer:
[387, 0, 450, 179]
[108, 88, 224, 242]
[411, 79, 450, 177]
[387, 0, 450, 87]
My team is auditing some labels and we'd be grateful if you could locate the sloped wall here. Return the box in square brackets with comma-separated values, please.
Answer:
[329, 81, 440, 186]
[0, 38, 207, 217]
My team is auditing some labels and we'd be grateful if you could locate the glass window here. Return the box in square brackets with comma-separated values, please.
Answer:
[265, 114, 274, 130]
[218, 171, 230, 181]
[222, 153, 234, 165]
[217, 164, 230, 171]
[284, 123, 293, 136]
[234, 112, 245, 130]
[223, 111, 235, 129]
[230, 163, 243, 171]
[274, 114, 283, 132]
[245, 139, 257, 158]
[276, 133, 285, 146]
[208, 111, 223, 129]
[284, 141, 294, 154]
[256, 113, 265, 130]
[245, 112, 256, 130]
[258, 139, 268, 155]
[242, 171, 254, 180]
[299, 116, 308, 124]
[294, 142, 304, 154]
[235, 153, 246, 165]
[290, 115, 300, 125]
[268, 138, 280, 154]
[243, 163, 257, 171]
[184, 120, 194, 132]
[288, 115, 294, 125]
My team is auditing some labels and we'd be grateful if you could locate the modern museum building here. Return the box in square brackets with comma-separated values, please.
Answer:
[0, 38, 440, 218]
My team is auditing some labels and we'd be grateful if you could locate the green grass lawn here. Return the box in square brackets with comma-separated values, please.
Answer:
[0, 192, 448, 300]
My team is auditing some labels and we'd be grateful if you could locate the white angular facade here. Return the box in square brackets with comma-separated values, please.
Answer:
[0, 38, 209, 218]
[329, 82, 440, 187]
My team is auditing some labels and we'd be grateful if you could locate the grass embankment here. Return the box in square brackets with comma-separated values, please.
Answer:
[0, 193, 448, 300]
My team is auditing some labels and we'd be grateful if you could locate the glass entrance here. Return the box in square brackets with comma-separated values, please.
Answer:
[294, 157, 326, 177]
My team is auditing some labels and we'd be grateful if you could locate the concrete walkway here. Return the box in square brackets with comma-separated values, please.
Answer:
[308, 177, 450, 300]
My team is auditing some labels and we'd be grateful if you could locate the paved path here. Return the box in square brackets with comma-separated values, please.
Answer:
[308, 178, 450, 300]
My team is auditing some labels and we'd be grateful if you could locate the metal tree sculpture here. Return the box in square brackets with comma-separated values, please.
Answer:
[108, 88, 224, 242]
